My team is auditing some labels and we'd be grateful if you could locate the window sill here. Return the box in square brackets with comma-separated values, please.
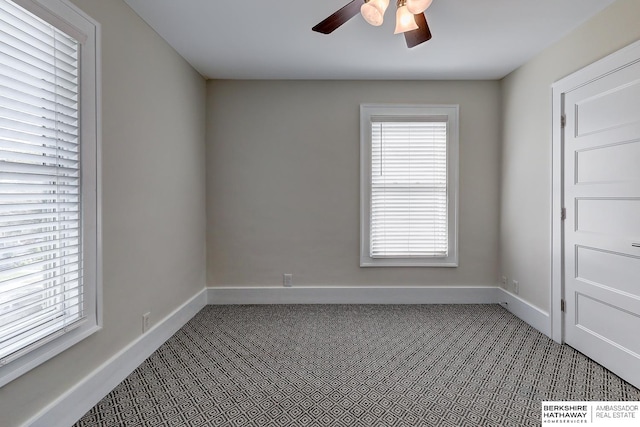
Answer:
[360, 258, 459, 268]
[0, 323, 101, 388]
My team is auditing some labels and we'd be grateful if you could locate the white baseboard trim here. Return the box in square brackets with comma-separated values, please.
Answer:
[496, 288, 551, 338]
[207, 286, 499, 305]
[25, 289, 207, 427]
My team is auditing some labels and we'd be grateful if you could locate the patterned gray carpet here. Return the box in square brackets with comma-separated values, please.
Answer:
[75, 304, 640, 426]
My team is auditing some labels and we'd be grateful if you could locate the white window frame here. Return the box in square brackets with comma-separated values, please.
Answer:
[0, 0, 101, 387]
[360, 104, 459, 267]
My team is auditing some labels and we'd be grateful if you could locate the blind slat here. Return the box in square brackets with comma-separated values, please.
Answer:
[0, 71, 78, 107]
[0, 237, 79, 257]
[0, 17, 77, 63]
[0, 211, 79, 224]
[0, 279, 80, 310]
[0, 151, 79, 170]
[0, 0, 77, 51]
[0, 94, 78, 126]
[0, 254, 80, 279]
[0, 30, 78, 74]
[0, 191, 79, 202]
[0, 171, 79, 185]
[0, 261, 79, 292]
[0, 106, 79, 137]
[0, 267, 81, 297]
[0, 286, 82, 327]
[0, 245, 79, 274]
[0, 219, 77, 234]
[0, 161, 79, 177]
[0, 126, 78, 150]
[0, 116, 79, 145]
[0, 202, 78, 215]
[0, 83, 78, 120]
[0, 299, 82, 348]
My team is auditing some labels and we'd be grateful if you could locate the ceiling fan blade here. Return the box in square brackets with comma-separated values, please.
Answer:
[404, 13, 432, 48]
[312, 0, 365, 34]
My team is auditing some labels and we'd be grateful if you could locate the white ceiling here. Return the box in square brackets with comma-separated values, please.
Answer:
[123, 0, 617, 80]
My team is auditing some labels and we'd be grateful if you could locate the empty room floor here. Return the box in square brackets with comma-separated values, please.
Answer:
[75, 305, 640, 426]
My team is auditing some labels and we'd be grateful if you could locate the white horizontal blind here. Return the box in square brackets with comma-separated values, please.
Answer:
[370, 120, 448, 258]
[0, 0, 83, 363]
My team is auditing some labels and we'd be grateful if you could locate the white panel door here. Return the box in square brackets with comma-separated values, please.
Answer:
[563, 59, 640, 388]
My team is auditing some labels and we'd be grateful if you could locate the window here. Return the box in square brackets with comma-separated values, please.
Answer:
[360, 104, 458, 267]
[0, 0, 100, 386]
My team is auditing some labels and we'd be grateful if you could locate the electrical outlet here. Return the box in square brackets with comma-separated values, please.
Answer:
[142, 312, 151, 333]
[501, 276, 507, 288]
[283, 273, 293, 287]
[512, 280, 519, 295]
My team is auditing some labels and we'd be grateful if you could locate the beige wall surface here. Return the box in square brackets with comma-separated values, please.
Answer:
[0, 1, 207, 425]
[207, 80, 501, 288]
[499, 0, 640, 311]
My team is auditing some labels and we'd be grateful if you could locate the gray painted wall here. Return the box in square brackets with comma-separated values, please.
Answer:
[499, 0, 640, 311]
[206, 80, 501, 288]
[0, 1, 207, 425]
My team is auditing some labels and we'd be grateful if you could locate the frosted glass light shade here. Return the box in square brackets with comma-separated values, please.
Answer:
[394, 5, 419, 34]
[361, 0, 390, 26]
[406, 0, 433, 15]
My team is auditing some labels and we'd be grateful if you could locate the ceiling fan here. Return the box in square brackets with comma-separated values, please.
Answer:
[312, 0, 433, 48]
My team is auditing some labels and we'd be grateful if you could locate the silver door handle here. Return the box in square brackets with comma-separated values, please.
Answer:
[633, 243, 640, 248]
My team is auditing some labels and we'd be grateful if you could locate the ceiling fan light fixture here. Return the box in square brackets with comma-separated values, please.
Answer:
[406, 0, 433, 15]
[312, 0, 433, 48]
[394, 0, 419, 34]
[361, 0, 390, 26]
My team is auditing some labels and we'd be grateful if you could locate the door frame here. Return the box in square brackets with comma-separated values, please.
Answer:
[550, 39, 640, 344]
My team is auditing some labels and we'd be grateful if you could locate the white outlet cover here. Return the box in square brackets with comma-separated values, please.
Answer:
[142, 312, 151, 332]
[283, 274, 293, 287]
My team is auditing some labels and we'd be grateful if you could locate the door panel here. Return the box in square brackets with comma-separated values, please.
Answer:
[577, 246, 640, 296]
[577, 140, 640, 183]
[576, 199, 640, 238]
[563, 58, 640, 388]
[576, 80, 640, 136]
[575, 292, 640, 356]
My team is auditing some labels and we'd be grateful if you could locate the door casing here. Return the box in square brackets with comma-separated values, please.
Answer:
[551, 39, 640, 344]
